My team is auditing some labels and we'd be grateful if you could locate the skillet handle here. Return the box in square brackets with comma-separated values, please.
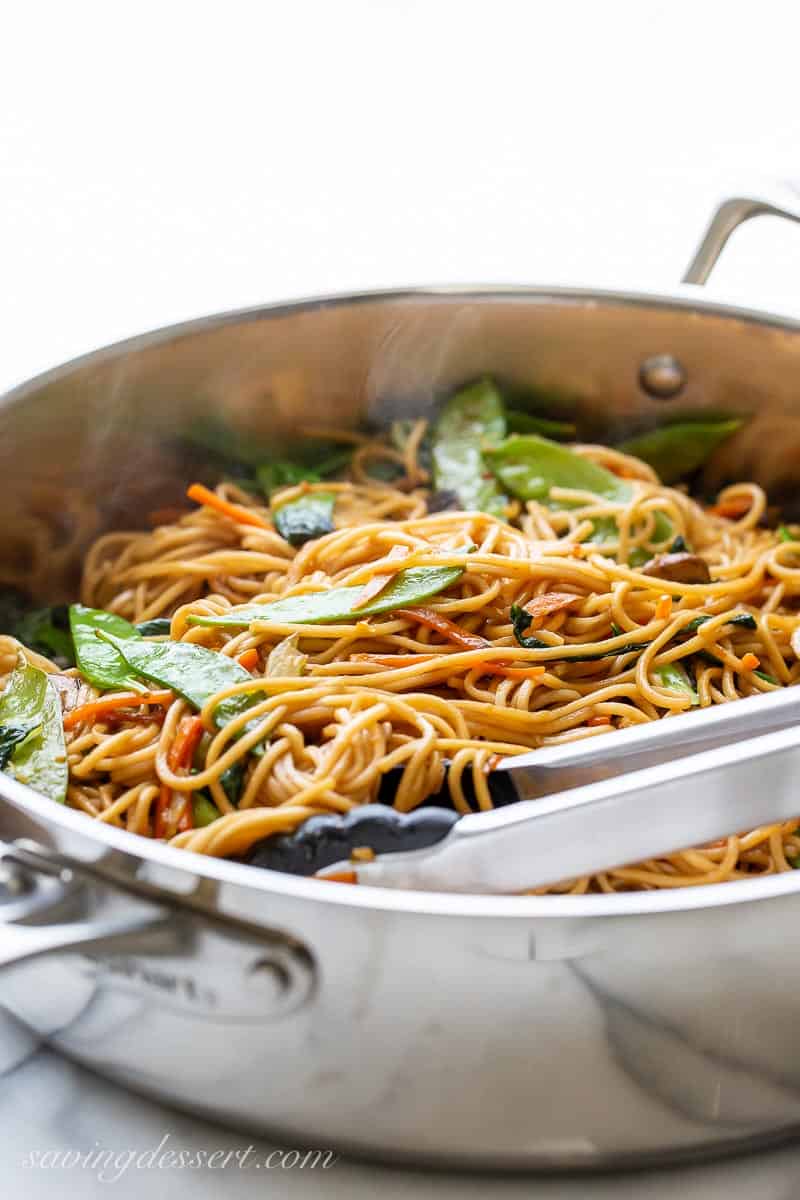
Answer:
[0, 837, 316, 1018]
[683, 184, 800, 285]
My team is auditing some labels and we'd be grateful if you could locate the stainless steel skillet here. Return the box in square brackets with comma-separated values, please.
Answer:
[2, 186, 800, 1171]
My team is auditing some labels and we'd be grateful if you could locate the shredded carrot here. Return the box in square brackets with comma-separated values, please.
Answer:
[168, 715, 205, 772]
[522, 591, 581, 630]
[154, 784, 174, 840]
[394, 607, 490, 650]
[237, 648, 260, 671]
[318, 868, 358, 884]
[488, 664, 547, 680]
[741, 652, 761, 671]
[186, 482, 272, 530]
[155, 715, 204, 838]
[63, 689, 174, 730]
[709, 497, 752, 519]
[655, 595, 673, 621]
[587, 715, 612, 727]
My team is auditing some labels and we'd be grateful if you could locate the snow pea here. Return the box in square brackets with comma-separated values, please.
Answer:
[506, 409, 576, 439]
[185, 564, 465, 629]
[485, 434, 672, 559]
[273, 491, 335, 547]
[0, 659, 67, 802]
[652, 661, 699, 704]
[618, 419, 743, 484]
[96, 632, 254, 729]
[69, 604, 146, 692]
[431, 378, 509, 516]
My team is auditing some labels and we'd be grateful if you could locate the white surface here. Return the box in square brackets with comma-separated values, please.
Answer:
[3, 0, 800, 1194]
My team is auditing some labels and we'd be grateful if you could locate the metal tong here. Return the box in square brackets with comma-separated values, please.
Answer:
[320, 687, 800, 892]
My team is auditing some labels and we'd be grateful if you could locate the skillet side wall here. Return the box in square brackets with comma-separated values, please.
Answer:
[1, 288, 800, 1167]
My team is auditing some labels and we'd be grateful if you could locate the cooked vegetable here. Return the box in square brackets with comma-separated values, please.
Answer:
[506, 409, 576, 439]
[237, 648, 260, 671]
[641, 552, 711, 585]
[257, 449, 352, 496]
[96, 632, 254, 729]
[0, 592, 74, 666]
[509, 604, 547, 649]
[655, 595, 673, 621]
[155, 783, 192, 839]
[273, 491, 335, 547]
[192, 794, 221, 827]
[652, 662, 699, 704]
[511, 605, 649, 659]
[13, 606, 74, 666]
[135, 618, 172, 637]
[0, 725, 36, 770]
[709, 495, 752, 519]
[185, 565, 465, 629]
[186, 483, 272, 530]
[257, 461, 320, 493]
[69, 604, 147, 692]
[682, 613, 757, 633]
[519, 592, 580, 624]
[618, 420, 743, 484]
[266, 634, 307, 677]
[62, 689, 173, 730]
[431, 378, 508, 516]
[485, 434, 672, 556]
[0, 659, 67, 802]
[393, 607, 489, 650]
[246, 804, 460, 876]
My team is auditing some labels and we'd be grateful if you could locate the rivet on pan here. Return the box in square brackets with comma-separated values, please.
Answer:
[248, 956, 292, 996]
[639, 355, 687, 399]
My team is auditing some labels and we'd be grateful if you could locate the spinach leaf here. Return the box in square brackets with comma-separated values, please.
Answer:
[510, 605, 649, 660]
[14, 605, 74, 666]
[0, 724, 37, 769]
[135, 618, 172, 637]
[509, 604, 548, 649]
[273, 491, 335, 546]
[682, 613, 757, 633]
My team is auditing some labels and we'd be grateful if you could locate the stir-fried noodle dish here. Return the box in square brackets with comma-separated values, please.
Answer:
[2, 379, 799, 892]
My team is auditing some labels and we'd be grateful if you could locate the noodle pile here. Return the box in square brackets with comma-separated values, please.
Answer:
[8, 423, 800, 893]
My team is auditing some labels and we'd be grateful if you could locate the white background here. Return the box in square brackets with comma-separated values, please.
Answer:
[2, 2, 800, 1196]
